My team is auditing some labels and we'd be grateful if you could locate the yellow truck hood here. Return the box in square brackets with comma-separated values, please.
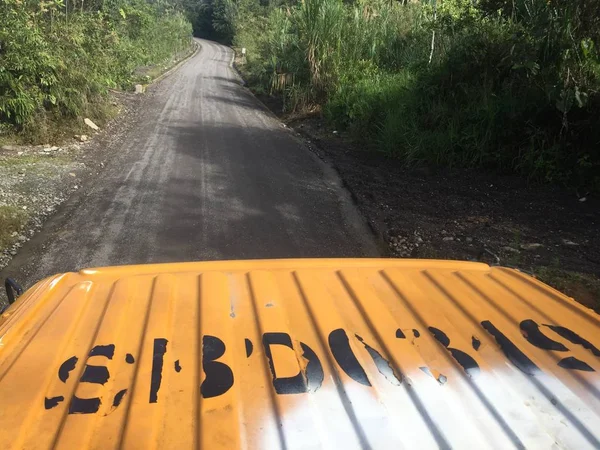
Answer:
[0, 259, 599, 449]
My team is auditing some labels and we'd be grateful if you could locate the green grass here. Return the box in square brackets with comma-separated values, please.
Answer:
[227, 0, 600, 192]
[0, 1, 192, 143]
[1, 154, 72, 167]
[134, 42, 197, 85]
[0, 206, 27, 250]
[534, 267, 600, 312]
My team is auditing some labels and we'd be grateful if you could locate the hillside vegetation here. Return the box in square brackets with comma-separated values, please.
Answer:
[0, 0, 192, 141]
[197, 0, 600, 191]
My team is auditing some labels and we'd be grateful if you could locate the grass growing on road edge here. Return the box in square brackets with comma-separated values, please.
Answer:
[134, 41, 198, 85]
[0, 206, 27, 250]
[534, 267, 600, 313]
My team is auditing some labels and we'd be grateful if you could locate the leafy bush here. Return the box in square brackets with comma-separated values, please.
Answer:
[0, 0, 192, 137]
[225, 0, 599, 191]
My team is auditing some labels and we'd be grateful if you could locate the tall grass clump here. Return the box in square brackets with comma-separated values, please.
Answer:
[193, 0, 600, 190]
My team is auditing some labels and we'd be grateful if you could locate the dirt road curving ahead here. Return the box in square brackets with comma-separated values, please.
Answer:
[1, 39, 378, 289]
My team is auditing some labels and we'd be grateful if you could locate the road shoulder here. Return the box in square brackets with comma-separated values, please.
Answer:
[248, 99, 600, 311]
[0, 47, 199, 291]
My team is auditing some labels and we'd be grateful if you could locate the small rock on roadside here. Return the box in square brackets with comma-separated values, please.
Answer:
[562, 239, 579, 246]
[443, 236, 454, 242]
[521, 243, 543, 250]
[465, 237, 473, 243]
[84, 118, 99, 131]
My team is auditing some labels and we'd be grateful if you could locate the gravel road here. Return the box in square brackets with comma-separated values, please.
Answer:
[0, 39, 378, 290]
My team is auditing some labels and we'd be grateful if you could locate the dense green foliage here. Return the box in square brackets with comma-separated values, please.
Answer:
[199, 0, 600, 190]
[0, 0, 192, 137]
